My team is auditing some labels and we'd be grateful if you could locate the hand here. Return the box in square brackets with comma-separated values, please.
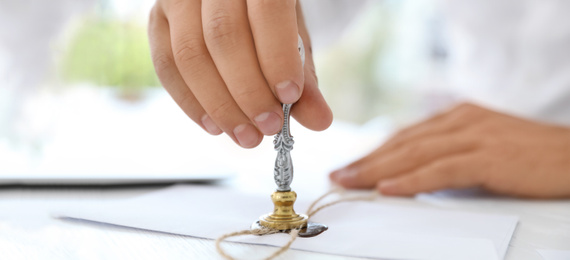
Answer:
[148, 0, 332, 148]
[330, 103, 570, 199]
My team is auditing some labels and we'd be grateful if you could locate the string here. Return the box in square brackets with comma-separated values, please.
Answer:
[215, 228, 282, 260]
[307, 191, 378, 218]
[215, 187, 378, 260]
[305, 187, 344, 215]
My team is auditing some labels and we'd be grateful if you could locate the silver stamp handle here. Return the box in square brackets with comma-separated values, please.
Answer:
[273, 35, 305, 191]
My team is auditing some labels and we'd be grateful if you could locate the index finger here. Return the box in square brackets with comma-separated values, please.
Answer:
[378, 154, 482, 196]
[247, 0, 304, 104]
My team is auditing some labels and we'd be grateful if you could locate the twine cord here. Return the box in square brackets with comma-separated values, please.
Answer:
[214, 188, 378, 260]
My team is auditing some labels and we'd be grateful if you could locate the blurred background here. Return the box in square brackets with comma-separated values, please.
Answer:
[0, 0, 453, 185]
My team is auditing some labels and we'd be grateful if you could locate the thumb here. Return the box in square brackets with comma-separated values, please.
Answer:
[290, 2, 332, 131]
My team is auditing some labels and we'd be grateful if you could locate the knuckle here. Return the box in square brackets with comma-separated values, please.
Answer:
[177, 92, 202, 117]
[163, 0, 186, 14]
[204, 10, 240, 49]
[386, 131, 410, 147]
[455, 102, 483, 120]
[209, 99, 235, 120]
[233, 87, 261, 103]
[456, 102, 476, 111]
[493, 142, 519, 158]
[174, 37, 208, 65]
[148, 5, 164, 37]
[477, 122, 501, 135]
[430, 160, 453, 174]
[402, 143, 427, 159]
[392, 129, 409, 141]
[250, 0, 295, 14]
[313, 74, 319, 86]
[151, 53, 174, 79]
[351, 167, 375, 185]
[149, 5, 158, 23]
[352, 167, 367, 179]
[306, 64, 318, 85]
[405, 175, 422, 189]
[178, 91, 193, 106]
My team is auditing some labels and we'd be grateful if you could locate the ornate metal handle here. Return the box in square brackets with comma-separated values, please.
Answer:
[272, 35, 305, 192]
[273, 103, 294, 191]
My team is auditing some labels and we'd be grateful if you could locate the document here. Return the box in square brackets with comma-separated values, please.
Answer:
[56, 184, 518, 260]
[537, 249, 570, 260]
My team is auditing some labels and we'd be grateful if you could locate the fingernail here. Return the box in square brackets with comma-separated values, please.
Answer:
[275, 80, 300, 104]
[233, 123, 260, 148]
[330, 168, 356, 183]
[254, 112, 282, 135]
[329, 169, 344, 182]
[201, 115, 222, 135]
[378, 180, 399, 194]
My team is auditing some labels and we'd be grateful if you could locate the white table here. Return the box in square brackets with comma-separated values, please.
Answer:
[1, 179, 569, 260]
[0, 183, 359, 260]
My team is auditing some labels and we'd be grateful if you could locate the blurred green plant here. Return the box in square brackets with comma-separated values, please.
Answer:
[318, 3, 397, 124]
[317, 1, 428, 124]
[60, 15, 160, 94]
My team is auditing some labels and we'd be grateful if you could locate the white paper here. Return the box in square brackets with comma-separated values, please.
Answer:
[537, 249, 570, 260]
[55, 185, 518, 260]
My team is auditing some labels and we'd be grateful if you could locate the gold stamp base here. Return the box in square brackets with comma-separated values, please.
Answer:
[258, 190, 308, 230]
